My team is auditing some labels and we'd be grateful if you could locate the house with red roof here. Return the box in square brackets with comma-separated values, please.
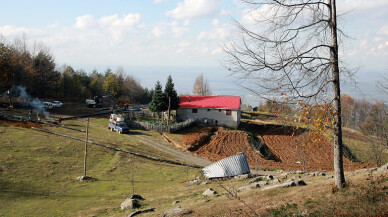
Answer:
[177, 95, 242, 129]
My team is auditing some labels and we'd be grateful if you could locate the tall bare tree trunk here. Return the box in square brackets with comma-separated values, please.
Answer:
[330, 0, 345, 188]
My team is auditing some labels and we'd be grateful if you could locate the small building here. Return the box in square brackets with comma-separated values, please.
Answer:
[177, 95, 241, 129]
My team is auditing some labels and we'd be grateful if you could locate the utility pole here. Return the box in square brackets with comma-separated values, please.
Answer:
[84, 118, 89, 177]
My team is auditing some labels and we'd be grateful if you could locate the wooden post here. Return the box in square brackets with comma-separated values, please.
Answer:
[167, 97, 171, 125]
[83, 118, 89, 177]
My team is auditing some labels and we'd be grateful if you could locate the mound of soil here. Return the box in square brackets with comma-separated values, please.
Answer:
[185, 124, 370, 171]
[181, 127, 215, 151]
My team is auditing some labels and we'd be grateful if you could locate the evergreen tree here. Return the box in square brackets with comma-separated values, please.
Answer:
[164, 75, 180, 110]
[149, 81, 167, 116]
[164, 75, 180, 121]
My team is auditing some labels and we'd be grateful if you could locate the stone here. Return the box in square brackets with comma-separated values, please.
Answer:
[291, 175, 301, 180]
[286, 178, 295, 183]
[268, 179, 281, 184]
[202, 188, 217, 196]
[262, 181, 296, 191]
[161, 206, 192, 217]
[281, 172, 290, 176]
[256, 181, 269, 186]
[201, 181, 208, 185]
[76, 176, 97, 182]
[238, 183, 260, 191]
[377, 163, 388, 171]
[248, 177, 265, 183]
[295, 170, 304, 174]
[171, 201, 180, 205]
[121, 198, 140, 211]
[129, 195, 145, 200]
[234, 174, 251, 179]
[187, 179, 200, 185]
[296, 180, 307, 186]
[267, 175, 274, 180]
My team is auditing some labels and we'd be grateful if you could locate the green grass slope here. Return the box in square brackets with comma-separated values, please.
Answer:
[0, 118, 200, 216]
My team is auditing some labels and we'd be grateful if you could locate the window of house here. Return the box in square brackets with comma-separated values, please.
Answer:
[226, 110, 231, 115]
[207, 109, 210, 112]
[192, 109, 198, 113]
[219, 109, 221, 112]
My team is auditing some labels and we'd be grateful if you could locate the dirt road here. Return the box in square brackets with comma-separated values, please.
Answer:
[132, 135, 212, 167]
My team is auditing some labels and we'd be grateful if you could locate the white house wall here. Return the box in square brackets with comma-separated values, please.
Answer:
[177, 107, 240, 129]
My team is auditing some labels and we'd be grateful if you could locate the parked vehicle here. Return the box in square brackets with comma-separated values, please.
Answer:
[108, 121, 129, 134]
[51, 101, 63, 108]
[43, 102, 54, 110]
[86, 94, 114, 108]
[108, 114, 129, 134]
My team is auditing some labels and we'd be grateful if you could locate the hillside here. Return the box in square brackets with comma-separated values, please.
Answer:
[0, 108, 387, 216]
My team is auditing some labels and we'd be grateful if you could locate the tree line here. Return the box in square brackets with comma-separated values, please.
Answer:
[0, 37, 153, 104]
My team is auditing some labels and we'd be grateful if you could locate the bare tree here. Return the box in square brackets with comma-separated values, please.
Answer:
[193, 73, 212, 96]
[225, 0, 350, 188]
[377, 72, 388, 98]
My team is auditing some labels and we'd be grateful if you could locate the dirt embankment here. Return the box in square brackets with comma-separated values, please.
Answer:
[181, 125, 370, 171]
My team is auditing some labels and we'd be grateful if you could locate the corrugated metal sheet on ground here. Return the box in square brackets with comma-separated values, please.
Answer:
[202, 152, 250, 178]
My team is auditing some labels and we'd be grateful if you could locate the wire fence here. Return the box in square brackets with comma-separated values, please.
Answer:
[127, 118, 197, 133]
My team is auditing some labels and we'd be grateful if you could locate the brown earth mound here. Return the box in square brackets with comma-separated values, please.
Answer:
[184, 125, 369, 171]
[181, 127, 215, 151]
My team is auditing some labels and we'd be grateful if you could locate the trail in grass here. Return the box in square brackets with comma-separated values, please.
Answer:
[132, 135, 212, 167]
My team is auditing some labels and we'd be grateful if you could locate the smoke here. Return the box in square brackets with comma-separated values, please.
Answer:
[10, 85, 52, 120]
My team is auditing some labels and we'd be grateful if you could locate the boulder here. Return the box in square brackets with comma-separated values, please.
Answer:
[262, 181, 296, 191]
[161, 206, 192, 217]
[121, 198, 140, 211]
[202, 188, 217, 196]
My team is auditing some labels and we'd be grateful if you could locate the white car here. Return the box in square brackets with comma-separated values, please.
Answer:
[43, 102, 54, 110]
[51, 101, 63, 108]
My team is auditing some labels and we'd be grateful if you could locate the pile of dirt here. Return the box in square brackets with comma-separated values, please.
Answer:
[185, 125, 370, 171]
[181, 127, 215, 151]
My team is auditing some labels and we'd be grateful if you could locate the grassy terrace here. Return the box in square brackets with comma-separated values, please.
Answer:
[0, 117, 202, 216]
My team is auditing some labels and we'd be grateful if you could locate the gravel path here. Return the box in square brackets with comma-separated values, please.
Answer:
[132, 135, 212, 167]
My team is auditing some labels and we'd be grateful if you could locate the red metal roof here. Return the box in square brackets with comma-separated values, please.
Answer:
[179, 95, 241, 110]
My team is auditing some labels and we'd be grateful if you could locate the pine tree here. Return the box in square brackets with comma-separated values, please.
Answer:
[149, 81, 167, 117]
[164, 75, 180, 120]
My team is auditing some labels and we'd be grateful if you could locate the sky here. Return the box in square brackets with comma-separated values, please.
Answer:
[0, 0, 387, 105]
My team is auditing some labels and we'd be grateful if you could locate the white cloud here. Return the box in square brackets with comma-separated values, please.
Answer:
[152, 26, 164, 37]
[377, 25, 388, 36]
[197, 23, 230, 41]
[151, 21, 189, 38]
[75, 15, 96, 29]
[211, 47, 222, 55]
[166, 0, 221, 19]
[154, 0, 164, 4]
[0, 25, 44, 37]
